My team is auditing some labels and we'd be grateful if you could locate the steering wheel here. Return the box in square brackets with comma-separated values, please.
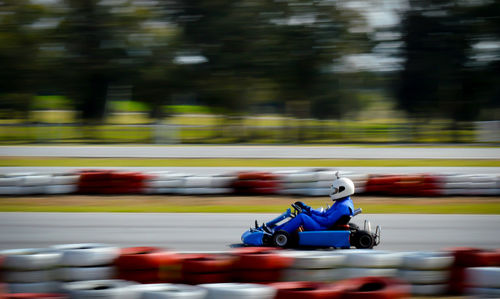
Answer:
[291, 203, 302, 216]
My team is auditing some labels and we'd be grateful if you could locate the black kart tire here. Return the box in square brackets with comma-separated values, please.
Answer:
[272, 230, 293, 248]
[352, 230, 375, 249]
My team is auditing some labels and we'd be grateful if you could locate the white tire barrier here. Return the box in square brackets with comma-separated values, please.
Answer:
[466, 267, 500, 288]
[467, 287, 500, 298]
[344, 251, 403, 268]
[57, 266, 115, 282]
[7, 281, 62, 294]
[0, 186, 21, 195]
[183, 176, 213, 188]
[0, 249, 61, 271]
[411, 283, 449, 296]
[61, 279, 136, 299]
[125, 283, 208, 299]
[177, 188, 233, 195]
[344, 267, 398, 279]
[402, 251, 454, 270]
[22, 175, 52, 187]
[399, 270, 450, 284]
[288, 252, 346, 270]
[51, 174, 79, 185]
[3, 269, 57, 283]
[400, 251, 454, 296]
[52, 244, 119, 267]
[148, 180, 183, 189]
[0, 169, 498, 196]
[199, 283, 277, 299]
[0, 177, 22, 186]
[282, 268, 342, 282]
[46, 184, 78, 195]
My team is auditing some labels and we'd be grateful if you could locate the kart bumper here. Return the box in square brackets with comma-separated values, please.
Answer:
[241, 229, 265, 246]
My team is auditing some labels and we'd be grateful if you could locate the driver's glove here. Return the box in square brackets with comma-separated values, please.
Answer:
[294, 201, 306, 209]
[294, 201, 312, 214]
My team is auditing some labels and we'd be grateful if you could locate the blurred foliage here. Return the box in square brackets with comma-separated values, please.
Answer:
[0, 0, 499, 143]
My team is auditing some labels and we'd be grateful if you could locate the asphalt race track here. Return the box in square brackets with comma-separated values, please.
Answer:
[0, 212, 498, 252]
[1, 145, 499, 159]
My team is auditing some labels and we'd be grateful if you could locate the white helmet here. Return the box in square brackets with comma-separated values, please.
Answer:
[330, 176, 355, 201]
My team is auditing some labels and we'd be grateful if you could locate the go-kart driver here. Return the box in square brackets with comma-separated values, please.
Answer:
[265, 176, 355, 234]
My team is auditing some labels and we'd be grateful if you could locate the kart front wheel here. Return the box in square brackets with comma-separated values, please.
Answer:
[272, 230, 292, 248]
[352, 230, 375, 249]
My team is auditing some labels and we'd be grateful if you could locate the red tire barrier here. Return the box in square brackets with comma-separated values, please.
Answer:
[237, 172, 279, 181]
[181, 254, 236, 284]
[447, 247, 500, 295]
[365, 174, 443, 197]
[78, 170, 149, 194]
[449, 247, 500, 267]
[232, 248, 293, 283]
[78, 170, 115, 182]
[336, 277, 411, 299]
[115, 247, 181, 270]
[234, 250, 294, 270]
[271, 281, 344, 299]
[182, 254, 236, 273]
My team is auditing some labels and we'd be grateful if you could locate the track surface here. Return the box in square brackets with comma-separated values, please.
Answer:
[1, 145, 499, 159]
[1, 213, 498, 251]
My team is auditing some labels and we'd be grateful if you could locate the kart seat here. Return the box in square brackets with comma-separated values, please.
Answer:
[328, 208, 361, 231]
[328, 215, 352, 231]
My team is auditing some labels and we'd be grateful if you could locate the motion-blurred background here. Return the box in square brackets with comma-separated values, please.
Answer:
[1, 0, 499, 144]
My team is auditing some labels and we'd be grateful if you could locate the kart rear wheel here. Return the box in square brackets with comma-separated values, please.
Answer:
[352, 231, 375, 249]
[272, 230, 292, 248]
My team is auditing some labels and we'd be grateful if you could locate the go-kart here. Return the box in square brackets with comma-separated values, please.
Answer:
[241, 203, 381, 249]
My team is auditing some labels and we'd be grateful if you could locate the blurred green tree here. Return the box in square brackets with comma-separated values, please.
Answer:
[0, 0, 45, 119]
[395, 0, 500, 140]
[56, 0, 156, 122]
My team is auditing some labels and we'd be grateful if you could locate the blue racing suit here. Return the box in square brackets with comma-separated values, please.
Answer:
[275, 196, 354, 233]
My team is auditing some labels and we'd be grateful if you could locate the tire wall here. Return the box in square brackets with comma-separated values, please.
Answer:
[0, 169, 498, 196]
[1, 245, 499, 297]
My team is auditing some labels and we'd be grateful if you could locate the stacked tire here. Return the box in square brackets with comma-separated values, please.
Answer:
[78, 171, 148, 194]
[115, 247, 181, 284]
[441, 174, 500, 196]
[0, 174, 52, 196]
[281, 251, 346, 282]
[342, 251, 401, 280]
[53, 244, 119, 283]
[399, 251, 454, 296]
[365, 175, 443, 196]
[179, 175, 234, 195]
[125, 283, 208, 299]
[200, 283, 277, 299]
[144, 172, 188, 194]
[60, 279, 134, 299]
[276, 170, 320, 196]
[465, 267, 500, 297]
[448, 247, 500, 295]
[231, 172, 280, 195]
[232, 248, 294, 283]
[47, 173, 79, 195]
[0, 248, 62, 294]
[181, 254, 236, 284]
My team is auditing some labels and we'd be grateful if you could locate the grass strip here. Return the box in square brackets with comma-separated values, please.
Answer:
[1, 157, 499, 167]
[0, 203, 499, 214]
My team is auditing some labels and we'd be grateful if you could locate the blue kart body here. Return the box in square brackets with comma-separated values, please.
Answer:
[241, 206, 380, 249]
[241, 229, 351, 248]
